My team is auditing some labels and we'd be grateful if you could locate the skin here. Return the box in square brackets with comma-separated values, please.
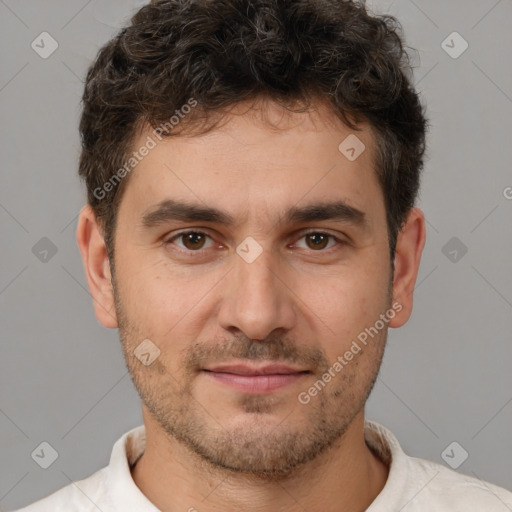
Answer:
[77, 98, 426, 512]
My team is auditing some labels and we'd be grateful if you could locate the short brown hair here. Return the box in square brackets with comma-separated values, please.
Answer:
[78, 0, 428, 263]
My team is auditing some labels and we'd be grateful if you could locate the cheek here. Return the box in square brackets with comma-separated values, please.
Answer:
[116, 256, 220, 340]
[310, 266, 390, 357]
[114, 255, 175, 332]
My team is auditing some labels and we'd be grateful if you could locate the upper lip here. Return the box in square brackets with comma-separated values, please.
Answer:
[203, 362, 308, 376]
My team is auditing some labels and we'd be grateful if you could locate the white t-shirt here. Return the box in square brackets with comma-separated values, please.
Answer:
[12, 420, 512, 511]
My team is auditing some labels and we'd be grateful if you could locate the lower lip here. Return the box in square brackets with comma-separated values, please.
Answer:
[202, 371, 307, 393]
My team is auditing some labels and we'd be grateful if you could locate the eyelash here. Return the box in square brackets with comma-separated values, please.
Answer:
[164, 229, 346, 255]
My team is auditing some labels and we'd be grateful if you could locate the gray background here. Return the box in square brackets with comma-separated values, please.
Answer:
[1, 0, 511, 509]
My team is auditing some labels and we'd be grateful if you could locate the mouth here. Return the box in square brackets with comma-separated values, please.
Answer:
[201, 362, 310, 394]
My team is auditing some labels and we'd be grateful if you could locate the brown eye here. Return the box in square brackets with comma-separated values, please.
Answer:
[167, 231, 214, 252]
[294, 232, 341, 251]
[304, 233, 330, 250]
[181, 232, 206, 250]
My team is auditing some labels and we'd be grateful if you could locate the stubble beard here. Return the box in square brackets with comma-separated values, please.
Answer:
[112, 272, 389, 481]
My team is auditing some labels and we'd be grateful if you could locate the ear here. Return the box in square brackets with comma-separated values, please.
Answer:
[76, 205, 118, 328]
[388, 207, 426, 328]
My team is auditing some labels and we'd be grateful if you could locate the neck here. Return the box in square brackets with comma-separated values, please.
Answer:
[131, 407, 389, 512]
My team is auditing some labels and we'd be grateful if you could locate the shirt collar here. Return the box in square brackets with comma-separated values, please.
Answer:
[107, 424, 160, 511]
[364, 419, 411, 510]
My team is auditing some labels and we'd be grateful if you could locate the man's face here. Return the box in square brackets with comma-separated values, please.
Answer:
[111, 101, 393, 478]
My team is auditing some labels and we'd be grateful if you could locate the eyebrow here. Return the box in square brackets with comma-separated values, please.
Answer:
[140, 198, 369, 231]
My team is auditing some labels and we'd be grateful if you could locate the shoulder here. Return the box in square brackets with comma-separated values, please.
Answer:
[9, 467, 110, 512]
[364, 420, 512, 511]
[407, 455, 512, 510]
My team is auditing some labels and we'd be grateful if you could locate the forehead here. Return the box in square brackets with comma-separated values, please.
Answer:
[118, 100, 385, 228]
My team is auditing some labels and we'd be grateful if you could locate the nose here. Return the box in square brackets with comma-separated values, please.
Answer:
[217, 243, 297, 341]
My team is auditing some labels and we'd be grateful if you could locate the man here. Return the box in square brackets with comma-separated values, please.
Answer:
[14, 0, 512, 510]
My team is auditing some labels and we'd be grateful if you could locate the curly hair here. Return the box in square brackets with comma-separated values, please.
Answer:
[78, 0, 428, 263]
